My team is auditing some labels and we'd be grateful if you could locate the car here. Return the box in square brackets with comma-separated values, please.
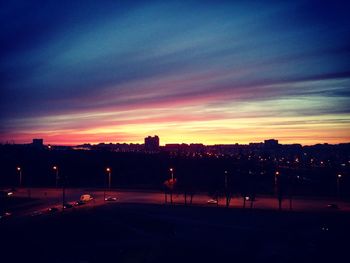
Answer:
[105, 196, 117, 201]
[63, 203, 73, 209]
[74, 200, 85, 206]
[30, 211, 43, 217]
[80, 194, 93, 202]
[0, 190, 14, 198]
[207, 199, 218, 204]
[321, 225, 330, 231]
[47, 207, 59, 213]
[3, 188, 15, 195]
[327, 204, 338, 209]
[0, 212, 12, 220]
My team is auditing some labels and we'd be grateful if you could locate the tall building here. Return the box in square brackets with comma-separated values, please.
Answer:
[144, 135, 160, 152]
[264, 139, 279, 148]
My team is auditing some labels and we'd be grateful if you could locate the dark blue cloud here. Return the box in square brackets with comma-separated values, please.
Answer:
[0, 0, 350, 143]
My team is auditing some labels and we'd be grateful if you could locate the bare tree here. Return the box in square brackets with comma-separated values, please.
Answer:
[164, 178, 177, 204]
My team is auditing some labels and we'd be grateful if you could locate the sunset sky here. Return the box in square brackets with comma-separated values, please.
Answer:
[1, 0, 350, 145]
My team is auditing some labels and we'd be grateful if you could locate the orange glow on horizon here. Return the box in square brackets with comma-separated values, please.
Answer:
[2, 101, 349, 146]
[2, 129, 349, 146]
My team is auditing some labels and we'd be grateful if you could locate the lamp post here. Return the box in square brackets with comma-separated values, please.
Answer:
[17, 166, 22, 187]
[224, 170, 229, 207]
[53, 166, 59, 188]
[62, 175, 66, 210]
[169, 168, 174, 181]
[106, 167, 112, 189]
[337, 174, 342, 198]
[275, 171, 279, 186]
[103, 167, 112, 202]
[169, 168, 174, 204]
[274, 171, 279, 194]
[275, 171, 282, 210]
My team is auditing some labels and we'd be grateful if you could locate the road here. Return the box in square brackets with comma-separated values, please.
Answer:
[3, 187, 350, 219]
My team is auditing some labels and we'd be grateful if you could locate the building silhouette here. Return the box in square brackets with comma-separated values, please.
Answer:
[264, 139, 279, 148]
[144, 135, 160, 152]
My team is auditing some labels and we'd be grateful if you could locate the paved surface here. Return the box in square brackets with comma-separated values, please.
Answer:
[1, 201, 350, 263]
[3, 187, 350, 220]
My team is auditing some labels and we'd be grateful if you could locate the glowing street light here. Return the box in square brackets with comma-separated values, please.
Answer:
[53, 166, 59, 188]
[337, 174, 342, 198]
[17, 166, 22, 187]
[274, 171, 283, 210]
[275, 171, 280, 186]
[103, 167, 112, 202]
[274, 171, 280, 199]
[169, 168, 174, 181]
[168, 168, 175, 204]
[106, 167, 112, 189]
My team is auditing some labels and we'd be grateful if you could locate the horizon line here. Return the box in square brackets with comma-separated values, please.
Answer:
[2, 139, 350, 148]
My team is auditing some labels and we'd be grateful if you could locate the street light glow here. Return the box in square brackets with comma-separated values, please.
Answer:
[105, 167, 112, 189]
[338, 174, 342, 178]
[17, 166, 21, 171]
[53, 166, 57, 170]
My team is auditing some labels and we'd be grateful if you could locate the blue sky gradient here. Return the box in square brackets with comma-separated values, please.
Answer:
[1, 0, 350, 144]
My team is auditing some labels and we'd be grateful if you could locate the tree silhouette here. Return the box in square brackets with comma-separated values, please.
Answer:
[164, 178, 177, 204]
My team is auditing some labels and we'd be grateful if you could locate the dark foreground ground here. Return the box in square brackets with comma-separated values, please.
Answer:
[1, 203, 349, 263]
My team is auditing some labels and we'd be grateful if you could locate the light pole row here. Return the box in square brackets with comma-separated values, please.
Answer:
[15, 165, 114, 189]
[14, 166, 343, 196]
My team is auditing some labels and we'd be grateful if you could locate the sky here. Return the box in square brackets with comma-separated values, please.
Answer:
[1, 0, 350, 145]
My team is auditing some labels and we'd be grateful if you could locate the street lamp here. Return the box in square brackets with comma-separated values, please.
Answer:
[169, 168, 174, 181]
[275, 171, 282, 210]
[224, 170, 229, 207]
[275, 171, 280, 187]
[17, 166, 22, 187]
[104, 167, 112, 202]
[168, 168, 175, 204]
[337, 174, 342, 198]
[274, 171, 280, 198]
[52, 165, 66, 209]
[53, 166, 59, 188]
[106, 167, 112, 189]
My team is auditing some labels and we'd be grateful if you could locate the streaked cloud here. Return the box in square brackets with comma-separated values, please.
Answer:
[1, 0, 349, 145]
